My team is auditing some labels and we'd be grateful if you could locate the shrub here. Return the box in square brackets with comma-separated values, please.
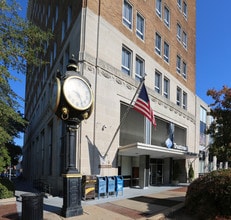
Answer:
[188, 163, 194, 182]
[0, 178, 15, 199]
[185, 169, 231, 220]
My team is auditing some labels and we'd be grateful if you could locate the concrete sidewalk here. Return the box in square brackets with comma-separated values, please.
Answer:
[1, 179, 188, 220]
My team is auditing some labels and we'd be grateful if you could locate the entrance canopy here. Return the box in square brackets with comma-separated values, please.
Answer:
[118, 142, 197, 159]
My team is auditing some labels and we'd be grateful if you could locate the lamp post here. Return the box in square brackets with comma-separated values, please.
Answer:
[50, 56, 93, 217]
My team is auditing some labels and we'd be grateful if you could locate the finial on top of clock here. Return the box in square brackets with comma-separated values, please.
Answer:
[67, 54, 78, 71]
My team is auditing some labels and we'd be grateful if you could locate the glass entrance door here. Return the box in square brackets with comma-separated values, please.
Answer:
[150, 159, 163, 185]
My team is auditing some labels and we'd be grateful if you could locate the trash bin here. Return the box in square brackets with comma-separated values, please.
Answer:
[82, 175, 97, 200]
[115, 176, 124, 196]
[97, 177, 107, 199]
[21, 193, 43, 220]
[107, 176, 116, 197]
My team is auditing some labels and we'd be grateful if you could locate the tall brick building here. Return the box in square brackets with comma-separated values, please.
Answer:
[24, 0, 209, 195]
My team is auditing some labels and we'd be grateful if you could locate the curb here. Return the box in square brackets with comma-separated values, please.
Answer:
[0, 197, 16, 205]
[139, 202, 185, 220]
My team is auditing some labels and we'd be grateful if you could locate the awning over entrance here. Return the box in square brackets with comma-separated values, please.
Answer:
[118, 142, 198, 159]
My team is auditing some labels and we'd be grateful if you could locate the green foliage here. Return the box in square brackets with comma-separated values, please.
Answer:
[0, 178, 15, 199]
[0, 0, 52, 171]
[6, 142, 22, 166]
[207, 86, 231, 162]
[185, 169, 231, 219]
[0, 146, 10, 173]
[188, 163, 194, 182]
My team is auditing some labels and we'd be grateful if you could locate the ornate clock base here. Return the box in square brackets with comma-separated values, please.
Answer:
[62, 174, 83, 217]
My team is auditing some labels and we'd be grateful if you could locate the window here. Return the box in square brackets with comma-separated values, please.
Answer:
[176, 87, 182, 106]
[47, 4, 50, 18]
[51, 18, 55, 32]
[164, 77, 169, 99]
[135, 56, 144, 81]
[164, 42, 169, 63]
[136, 13, 144, 40]
[55, 6, 59, 23]
[61, 20, 66, 42]
[177, 23, 181, 41]
[156, 0, 162, 17]
[53, 42, 57, 61]
[155, 71, 161, 94]
[183, 1, 188, 18]
[122, 46, 132, 75]
[164, 6, 170, 27]
[64, 48, 69, 71]
[177, 0, 182, 9]
[200, 107, 207, 145]
[50, 52, 53, 68]
[123, 0, 132, 29]
[183, 91, 187, 109]
[67, 6, 72, 28]
[176, 55, 181, 73]
[155, 33, 161, 55]
[182, 31, 187, 48]
[182, 61, 187, 79]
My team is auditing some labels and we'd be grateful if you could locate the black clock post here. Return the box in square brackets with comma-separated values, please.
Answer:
[52, 56, 93, 218]
[62, 121, 83, 217]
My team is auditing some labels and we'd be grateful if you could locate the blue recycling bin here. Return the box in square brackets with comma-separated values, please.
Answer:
[106, 176, 116, 197]
[97, 176, 107, 199]
[115, 176, 123, 196]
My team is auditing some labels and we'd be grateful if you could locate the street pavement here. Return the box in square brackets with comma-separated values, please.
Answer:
[0, 179, 189, 220]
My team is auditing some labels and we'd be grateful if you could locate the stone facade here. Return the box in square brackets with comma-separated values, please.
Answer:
[23, 0, 208, 195]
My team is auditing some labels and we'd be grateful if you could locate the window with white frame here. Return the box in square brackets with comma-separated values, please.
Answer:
[136, 12, 144, 40]
[155, 71, 161, 94]
[155, 32, 161, 55]
[183, 1, 188, 18]
[123, 0, 132, 29]
[122, 46, 132, 75]
[176, 87, 182, 106]
[177, 0, 182, 9]
[182, 31, 187, 48]
[156, 0, 162, 17]
[176, 55, 181, 73]
[182, 61, 187, 79]
[164, 41, 169, 63]
[164, 6, 170, 27]
[182, 91, 187, 109]
[177, 23, 181, 41]
[135, 56, 144, 81]
[164, 77, 169, 99]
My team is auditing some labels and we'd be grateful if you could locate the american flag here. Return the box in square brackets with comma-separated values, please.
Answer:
[133, 83, 156, 127]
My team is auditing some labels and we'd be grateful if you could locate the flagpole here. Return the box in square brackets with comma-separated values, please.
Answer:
[103, 77, 145, 158]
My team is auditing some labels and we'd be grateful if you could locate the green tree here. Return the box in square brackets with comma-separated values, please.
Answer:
[207, 86, 231, 162]
[0, 0, 52, 172]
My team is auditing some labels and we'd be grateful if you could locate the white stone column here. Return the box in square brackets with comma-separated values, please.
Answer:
[213, 156, 217, 170]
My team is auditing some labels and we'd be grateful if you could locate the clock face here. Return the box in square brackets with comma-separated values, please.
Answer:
[50, 77, 61, 112]
[63, 76, 93, 110]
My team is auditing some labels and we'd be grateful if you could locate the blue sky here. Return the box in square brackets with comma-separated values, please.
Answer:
[12, 1, 231, 145]
[196, 1, 231, 104]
